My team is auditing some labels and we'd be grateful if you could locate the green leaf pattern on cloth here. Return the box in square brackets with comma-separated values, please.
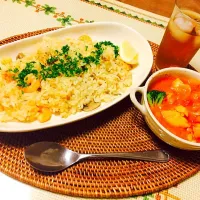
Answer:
[42, 4, 56, 15]
[25, 0, 36, 7]
[12, 0, 21, 3]
[11, 0, 165, 28]
[57, 15, 74, 26]
[11, 0, 89, 26]
[82, 0, 165, 28]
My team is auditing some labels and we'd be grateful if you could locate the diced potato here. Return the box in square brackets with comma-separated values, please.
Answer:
[175, 105, 188, 116]
[193, 124, 200, 138]
[187, 134, 193, 141]
[161, 110, 190, 128]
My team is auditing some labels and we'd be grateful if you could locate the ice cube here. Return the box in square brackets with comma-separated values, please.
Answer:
[194, 31, 200, 48]
[194, 24, 200, 47]
[195, 25, 200, 36]
[169, 19, 190, 43]
[174, 12, 183, 19]
[174, 17, 195, 33]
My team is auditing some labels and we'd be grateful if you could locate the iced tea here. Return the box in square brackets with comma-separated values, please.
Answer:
[156, 5, 200, 70]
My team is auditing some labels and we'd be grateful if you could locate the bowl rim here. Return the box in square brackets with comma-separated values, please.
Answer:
[143, 67, 200, 147]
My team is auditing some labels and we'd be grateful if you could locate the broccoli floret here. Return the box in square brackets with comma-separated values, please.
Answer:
[147, 90, 166, 107]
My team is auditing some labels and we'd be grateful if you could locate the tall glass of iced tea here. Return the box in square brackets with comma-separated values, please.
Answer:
[156, 0, 200, 70]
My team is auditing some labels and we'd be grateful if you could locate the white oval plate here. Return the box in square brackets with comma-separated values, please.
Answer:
[0, 22, 153, 132]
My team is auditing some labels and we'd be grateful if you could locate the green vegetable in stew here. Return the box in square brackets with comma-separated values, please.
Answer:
[147, 90, 166, 107]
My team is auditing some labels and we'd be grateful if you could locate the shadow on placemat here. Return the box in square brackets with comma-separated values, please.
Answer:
[0, 27, 199, 198]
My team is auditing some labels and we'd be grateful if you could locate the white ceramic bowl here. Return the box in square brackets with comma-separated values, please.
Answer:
[130, 67, 200, 150]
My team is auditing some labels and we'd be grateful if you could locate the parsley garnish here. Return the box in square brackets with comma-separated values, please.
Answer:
[47, 56, 58, 64]
[15, 62, 38, 87]
[94, 41, 119, 58]
[61, 45, 70, 54]
[11, 40, 119, 87]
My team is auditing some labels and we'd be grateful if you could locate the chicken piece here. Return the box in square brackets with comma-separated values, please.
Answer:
[161, 110, 190, 128]
[171, 78, 191, 97]
[166, 92, 176, 104]
[172, 78, 183, 88]
[175, 105, 188, 117]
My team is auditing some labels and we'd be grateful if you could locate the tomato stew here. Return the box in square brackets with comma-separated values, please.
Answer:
[148, 74, 200, 143]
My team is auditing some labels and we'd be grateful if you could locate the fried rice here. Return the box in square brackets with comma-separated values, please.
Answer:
[0, 35, 135, 123]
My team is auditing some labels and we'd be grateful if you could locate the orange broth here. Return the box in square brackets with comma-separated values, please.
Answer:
[148, 74, 200, 143]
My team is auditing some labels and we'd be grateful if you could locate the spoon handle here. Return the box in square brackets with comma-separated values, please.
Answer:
[83, 150, 169, 162]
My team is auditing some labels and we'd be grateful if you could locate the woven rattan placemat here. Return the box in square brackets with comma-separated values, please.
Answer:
[0, 27, 200, 198]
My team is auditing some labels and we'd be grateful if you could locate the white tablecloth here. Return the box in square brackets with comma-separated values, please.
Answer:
[0, 0, 200, 199]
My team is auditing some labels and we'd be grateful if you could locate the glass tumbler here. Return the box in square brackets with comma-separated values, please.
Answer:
[155, 0, 200, 70]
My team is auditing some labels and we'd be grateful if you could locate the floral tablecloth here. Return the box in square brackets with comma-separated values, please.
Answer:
[0, 0, 199, 200]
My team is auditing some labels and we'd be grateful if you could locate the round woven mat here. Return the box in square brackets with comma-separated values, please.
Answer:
[0, 27, 200, 198]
